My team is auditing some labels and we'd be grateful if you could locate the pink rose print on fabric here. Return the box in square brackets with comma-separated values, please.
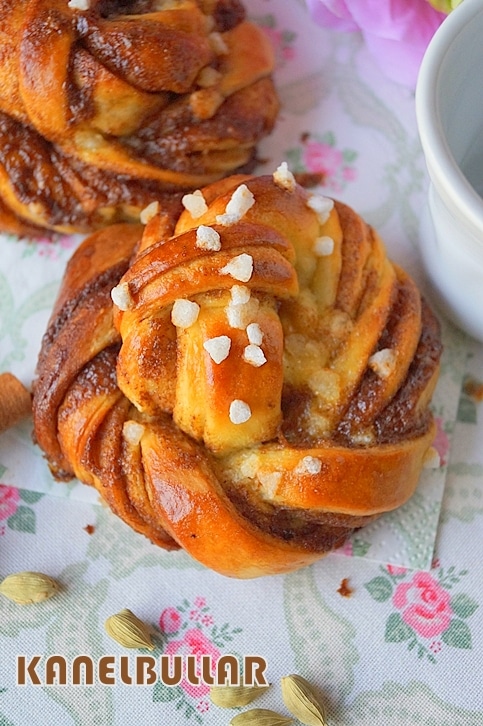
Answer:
[164, 628, 221, 699]
[159, 607, 182, 634]
[36, 235, 79, 261]
[386, 564, 407, 577]
[365, 563, 479, 662]
[334, 535, 371, 558]
[8, 232, 79, 260]
[253, 15, 296, 69]
[0, 484, 44, 535]
[285, 132, 358, 195]
[393, 571, 452, 638]
[262, 26, 296, 67]
[189, 598, 215, 627]
[0, 485, 20, 520]
[335, 539, 354, 557]
[303, 140, 343, 178]
[153, 596, 243, 722]
[432, 417, 451, 467]
[302, 138, 357, 193]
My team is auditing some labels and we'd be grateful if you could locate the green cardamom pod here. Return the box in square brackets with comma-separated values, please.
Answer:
[104, 608, 154, 650]
[281, 674, 328, 726]
[0, 571, 60, 604]
[230, 709, 293, 726]
[210, 683, 269, 708]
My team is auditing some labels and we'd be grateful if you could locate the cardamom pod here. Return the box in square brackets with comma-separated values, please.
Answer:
[210, 683, 269, 708]
[104, 608, 154, 650]
[230, 709, 293, 726]
[281, 674, 328, 726]
[0, 571, 60, 604]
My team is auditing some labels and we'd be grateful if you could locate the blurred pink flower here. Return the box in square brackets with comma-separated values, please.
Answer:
[393, 571, 452, 638]
[197, 699, 210, 713]
[337, 540, 354, 556]
[57, 235, 78, 250]
[164, 628, 221, 699]
[387, 564, 407, 577]
[301, 137, 357, 192]
[303, 140, 343, 177]
[159, 607, 182, 634]
[342, 166, 357, 182]
[306, 0, 446, 87]
[262, 27, 296, 65]
[432, 417, 450, 466]
[0, 485, 20, 521]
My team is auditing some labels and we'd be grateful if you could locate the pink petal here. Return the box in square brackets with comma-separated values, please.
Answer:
[305, 0, 359, 32]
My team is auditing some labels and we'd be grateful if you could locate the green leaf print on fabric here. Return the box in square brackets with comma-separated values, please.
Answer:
[283, 567, 358, 705]
[0, 712, 15, 726]
[450, 592, 479, 619]
[441, 619, 472, 649]
[0, 563, 113, 725]
[342, 681, 483, 725]
[458, 375, 483, 424]
[441, 463, 483, 523]
[0, 276, 60, 370]
[283, 568, 483, 724]
[277, 70, 330, 115]
[335, 69, 424, 236]
[7, 504, 36, 534]
[86, 507, 203, 579]
[18, 489, 44, 504]
[364, 576, 393, 602]
[0, 487, 44, 535]
[0, 581, 59, 637]
[153, 682, 181, 702]
[350, 538, 371, 557]
[365, 564, 479, 663]
[384, 613, 413, 643]
[457, 394, 477, 424]
[43, 563, 113, 726]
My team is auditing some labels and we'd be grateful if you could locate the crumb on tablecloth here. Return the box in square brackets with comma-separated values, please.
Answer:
[337, 577, 353, 597]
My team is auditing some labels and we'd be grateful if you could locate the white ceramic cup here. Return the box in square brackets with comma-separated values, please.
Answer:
[416, 0, 483, 342]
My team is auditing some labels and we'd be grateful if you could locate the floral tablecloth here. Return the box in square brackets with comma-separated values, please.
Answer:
[1, 1, 482, 724]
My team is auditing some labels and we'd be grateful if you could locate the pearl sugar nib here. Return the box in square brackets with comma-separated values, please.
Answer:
[229, 399, 252, 424]
[182, 190, 208, 219]
[171, 299, 200, 328]
[196, 225, 221, 251]
[273, 161, 296, 191]
[220, 253, 254, 282]
[306, 194, 334, 225]
[203, 335, 231, 364]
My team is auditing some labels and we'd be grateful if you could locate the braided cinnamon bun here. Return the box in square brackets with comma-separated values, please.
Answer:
[0, 0, 278, 237]
[32, 169, 442, 577]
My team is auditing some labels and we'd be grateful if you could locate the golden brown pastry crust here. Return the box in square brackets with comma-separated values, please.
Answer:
[32, 173, 442, 577]
[0, 0, 278, 236]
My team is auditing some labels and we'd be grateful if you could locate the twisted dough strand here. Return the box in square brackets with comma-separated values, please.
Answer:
[33, 172, 442, 577]
[0, 0, 278, 235]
